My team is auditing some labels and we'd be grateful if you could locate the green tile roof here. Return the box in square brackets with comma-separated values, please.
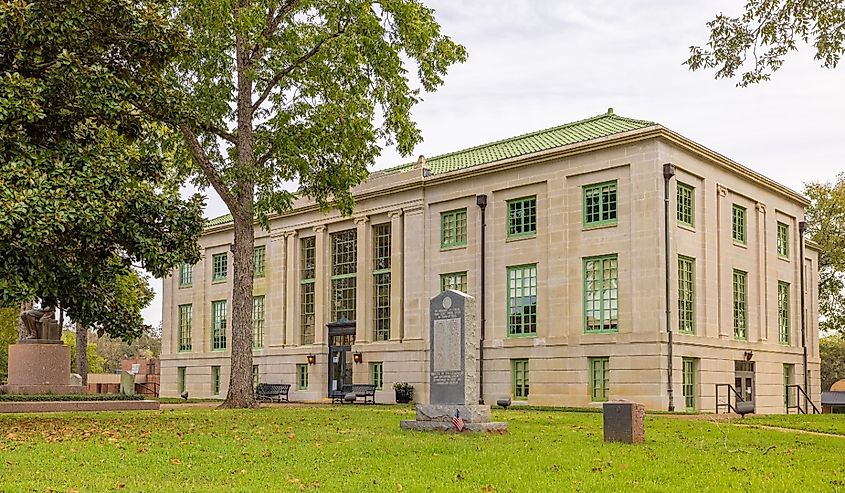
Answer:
[206, 213, 232, 227]
[386, 109, 654, 175]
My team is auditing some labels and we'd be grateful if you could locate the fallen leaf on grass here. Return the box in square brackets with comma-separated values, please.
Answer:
[170, 458, 182, 465]
[395, 484, 403, 491]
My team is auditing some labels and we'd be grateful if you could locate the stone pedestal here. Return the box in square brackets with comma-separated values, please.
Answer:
[1, 343, 84, 395]
[603, 401, 645, 444]
[401, 404, 507, 432]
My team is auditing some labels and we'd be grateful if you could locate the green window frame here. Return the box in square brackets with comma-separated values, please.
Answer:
[301, 237, 316, 345]
[440, 209, 467, 248]
[297, 364, 308, 390]
[178, 304, 192, 352]
[507, 196, 537, 238]
[732, 270, 747, 340]
[369, 362, 384, 390]
[178, 367, 186, 394]
[252, 295, 265, 349]
[784, 364, 795, 408]
[212, 253, 228, 282]
[584, 255, 619, 333]
[373, 223, 391, 342]
[682, 358, 697, 411]
[589, 357, 610, 402]
[512, 359, 529, 400]
[778, 281, 790, 345]
[331, 229, 357, 321]
[583, 181, 618, 227]
[677, 182, 694, 228]
[678, 256, 695, 334]
[777, 222, 790, 258]
[179, 263, 193, 287]
[211, 300, 227, 350]
[252, 364, 259, 390]
[253, 245, 266, 278]
[440, 271, 468, 294]
[732, 205, 746, 245]
[507, 264, 537, 336]
[211, 366, 221, 397]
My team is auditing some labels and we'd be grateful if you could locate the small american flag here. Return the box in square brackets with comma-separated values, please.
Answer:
[451, 408, 465, 432]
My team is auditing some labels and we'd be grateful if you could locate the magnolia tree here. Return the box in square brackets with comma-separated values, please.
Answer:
[167, 0, 466, 408]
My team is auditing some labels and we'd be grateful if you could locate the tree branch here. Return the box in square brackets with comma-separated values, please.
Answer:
[178, 124, 238, 212]
[200, 123, 238, 145]
[251, 26, 347, 114]
[249, 0, 301, 62]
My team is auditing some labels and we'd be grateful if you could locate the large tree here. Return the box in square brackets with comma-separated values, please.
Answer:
[0, 1, 204, 338]
[686, 1, 845, 85]
[169, 0, 466, 407]
[805, 174, 845, 335]
[821, 334, 845, 391]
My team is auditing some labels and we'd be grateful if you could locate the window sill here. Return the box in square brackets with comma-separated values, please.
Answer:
[178, 284, 192, 289]
[506, 333, 538, 339]
[440, 244, 467, 252]
[732, 241, 747, 249]
[582, 222, 617, 232]
[212, 279, 227, 284]
[506, 233, 536, 243]
[677, 223, 695, 233]
[777, 255, 790, 262]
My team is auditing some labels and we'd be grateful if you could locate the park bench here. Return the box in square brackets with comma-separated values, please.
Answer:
[332, 384, 377, 404]
[256, 383, 290, 403]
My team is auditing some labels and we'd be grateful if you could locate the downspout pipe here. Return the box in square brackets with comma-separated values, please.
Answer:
[476, 194, 488, 405]
[799, 220, 808, 410]
[663, 163, 676, 412]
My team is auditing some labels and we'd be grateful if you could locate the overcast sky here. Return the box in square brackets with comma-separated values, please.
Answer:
[142, 0, 845, 326]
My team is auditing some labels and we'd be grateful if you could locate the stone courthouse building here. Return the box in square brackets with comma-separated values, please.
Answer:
[161, 109, 821, 414]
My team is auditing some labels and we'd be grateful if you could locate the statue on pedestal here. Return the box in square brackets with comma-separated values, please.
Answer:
[19, 307, 62, 343]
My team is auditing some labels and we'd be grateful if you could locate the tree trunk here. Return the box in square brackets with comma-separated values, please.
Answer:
[222, 0, 257, 409]
[75, 327, 89, 386]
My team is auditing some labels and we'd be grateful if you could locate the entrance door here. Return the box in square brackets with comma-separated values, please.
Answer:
[327, 318, 356, 398]
[734, 361, 755, 404]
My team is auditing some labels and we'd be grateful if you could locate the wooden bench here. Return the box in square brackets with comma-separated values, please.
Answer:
[333, 384, 377, 404]
[256, 383, 290, 403]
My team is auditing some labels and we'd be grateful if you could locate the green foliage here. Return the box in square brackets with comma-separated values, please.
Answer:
[94, 331, 161, 374]
[686, 2, 845, 85]
[0, 394, 142, 402]
[61, 331, 106, 375]
[805, 174, 845, 336]
[820, 334, 845, 391]
[0, 0, 205, 340]
[0, 307, 19, 383]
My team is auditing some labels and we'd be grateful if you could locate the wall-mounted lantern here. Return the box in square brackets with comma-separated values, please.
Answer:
[744, 351, 754, 361]
[306, 354, 316, 365]
[352, 352, 363, 364]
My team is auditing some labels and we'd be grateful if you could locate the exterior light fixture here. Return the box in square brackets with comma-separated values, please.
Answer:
[744, 351, 754, 361]
[352, 352, 363, 364]
[306, 354, 316, 365]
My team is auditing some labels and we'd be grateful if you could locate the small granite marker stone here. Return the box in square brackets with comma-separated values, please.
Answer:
[602, 400, 645, 444]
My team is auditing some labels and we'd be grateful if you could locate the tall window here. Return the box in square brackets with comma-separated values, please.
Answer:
[507, 196, 537, 238]
[440, 209, 467, 248]
[677, 182, 694, 227]
[178, 304, 192, 352]
[512, 359, 529, 400]
[373, 223, 391, 341]
[584, 255, 619, 333]
[507, 264, 537, 336]
[297, 364, 308, 390]
[784, 364, 795, 408]
[441, 271, 468, 293]
[682, 358, 697, 411]
[178, 367, 186, 394]
[212, 300, 227, 350]
[212, 253, 228, 281]
[301, 237, 316, 345]
[211, 366, 221, 396]
[179, 263, 193, 287]
[370, 362, 384, 390]
[590, 357, 610, 402]
[583, 181, 617, 227]
[253, 246, 266, 277]
[778, 281, 790, 345]
[732, 205, 746, 244]
[252, 295, 265, 349]
[732, 270, 747, 340]
[331, 229, 357, 321]
[777, 222, 790, 258]
[678, 256, 695, 334]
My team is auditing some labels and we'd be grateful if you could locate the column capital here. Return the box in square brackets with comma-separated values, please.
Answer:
[270, 229, 287, 240]
[354, 216, 369, 226]
[313, 225, 326, 234]
[283, 230, 298, 239]
[402, 204, 424, 215]
[716, 184, 728, 197]
[755, 202, 766, 214]
[388, 209, 404, 219]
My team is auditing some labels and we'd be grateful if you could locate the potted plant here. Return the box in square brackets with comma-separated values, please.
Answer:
[393, 382, 414, 404]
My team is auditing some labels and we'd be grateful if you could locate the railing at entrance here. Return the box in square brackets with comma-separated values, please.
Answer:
[785, 384, 821, 414]
[715, 383, 754, 415]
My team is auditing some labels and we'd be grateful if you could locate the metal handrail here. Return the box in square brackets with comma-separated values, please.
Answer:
[785, 384, 820, 414]
[135, 381, 160, 397]
[715, 383, 746, 414]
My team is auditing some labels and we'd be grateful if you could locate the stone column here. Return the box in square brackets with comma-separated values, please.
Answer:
[389, 210, 405, 341]
[756, 202, 768, 342]
[314, 225, 327, 345]
[716, 185, 730, 339]
[162, 272, 174, 355]
[355, 216, 371, 343]
[403, 205, 426, 340]
[284, 231, 298, 346]
[267, 230, 287, 347]
[192, 247, 207, 353]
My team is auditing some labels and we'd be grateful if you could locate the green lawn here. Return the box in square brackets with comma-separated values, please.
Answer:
[1, 407, 844, 492]
[742, 413, 845, 436]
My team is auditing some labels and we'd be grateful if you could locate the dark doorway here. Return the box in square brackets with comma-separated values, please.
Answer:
[735, 360, 755, 405]
[327, 318, 356, 399]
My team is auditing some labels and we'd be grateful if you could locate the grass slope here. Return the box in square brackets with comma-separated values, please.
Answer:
[0, 407, 843, 492]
